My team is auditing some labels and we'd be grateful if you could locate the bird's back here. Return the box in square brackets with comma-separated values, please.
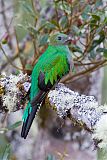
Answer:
[30, 45, 71, 100]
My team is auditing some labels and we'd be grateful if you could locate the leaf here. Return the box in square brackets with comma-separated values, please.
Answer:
[90, 14, 101, 29]
[59, 16, 68, 29]
[104, 17, 107, 25]
[91, 14, 100, 21]
[71, 44, 83, 54]
[39, 34, 49, 46]
[2, 144, 11, 160]
[27, 26, 37, 37]
[90, 20, 99, 28]
[72, 25, 80, 36]
[95, 0, 103, 8]
[7, 121, 22, 130]
[59, 1, 71, 14]
[89, 50, 96, 59]
[96, 25, 106, 35]
[89, 32, 105, 52]
[96, 47, 107, 58]
[21, 1, 35, 17]
[82, 5, 91, 20]
[104, 49, 107, 58]
[40, 19, 47, 26]
[50, 20, 59, 27]
[96, 48, 107, 53]
[46, 22, 56, 29]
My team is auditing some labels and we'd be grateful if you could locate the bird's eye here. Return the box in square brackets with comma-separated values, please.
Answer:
[57, 36, 62, 40]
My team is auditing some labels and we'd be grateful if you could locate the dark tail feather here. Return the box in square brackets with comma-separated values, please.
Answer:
[21, 112, 30, 138]
[21, 91, 47, 139]
[22, 104, 39, 139]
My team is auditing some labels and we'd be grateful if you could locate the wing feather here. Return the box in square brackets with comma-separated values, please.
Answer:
[41, 52, 69, 85]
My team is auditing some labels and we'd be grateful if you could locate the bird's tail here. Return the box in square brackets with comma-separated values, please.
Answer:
[21, 91, 47, 139]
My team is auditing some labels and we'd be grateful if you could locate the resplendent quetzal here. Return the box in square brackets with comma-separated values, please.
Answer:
[21, 32, 73, 139]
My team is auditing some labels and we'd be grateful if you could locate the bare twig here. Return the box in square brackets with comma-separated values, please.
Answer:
[0, 43, 23, 71]
[14, 28, 25, 71]
[61, 59, 107, 83]
[1, 0, 13, 49]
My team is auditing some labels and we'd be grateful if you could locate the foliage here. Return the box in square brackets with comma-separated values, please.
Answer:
[0, 0, 107, 82]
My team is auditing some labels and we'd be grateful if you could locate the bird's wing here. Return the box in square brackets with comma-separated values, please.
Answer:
[40, 52, 70, 85]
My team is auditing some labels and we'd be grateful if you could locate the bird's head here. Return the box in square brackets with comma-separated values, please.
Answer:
[48, 32, 72, 45]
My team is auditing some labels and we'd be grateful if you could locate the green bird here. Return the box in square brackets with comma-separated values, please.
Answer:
[21, 32, 73, 139]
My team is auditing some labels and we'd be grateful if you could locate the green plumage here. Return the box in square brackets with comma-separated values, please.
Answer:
[23, 45, 70, 121]
[21, 32, 73, 139]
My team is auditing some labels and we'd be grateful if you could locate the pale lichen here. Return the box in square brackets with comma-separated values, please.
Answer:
[1, 73, 31, 112]
[2, 74, 19, 112]
[92, 114, 107, 148]
[48, 83, 103, 129]
[48, 83, 107, 149]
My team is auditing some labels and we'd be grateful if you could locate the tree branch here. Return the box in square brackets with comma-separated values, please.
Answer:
[0, 74, 107, 148]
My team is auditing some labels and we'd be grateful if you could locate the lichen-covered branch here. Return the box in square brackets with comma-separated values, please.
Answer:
[0, 73, 31, 113]
[0, 74, 107, 149]
[48, 83, 107, 148]
[48, 83, 102, 128]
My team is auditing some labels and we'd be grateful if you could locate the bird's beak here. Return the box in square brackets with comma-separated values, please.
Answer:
[65, 36, 72, 44]
[67, 36, 72, 41]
